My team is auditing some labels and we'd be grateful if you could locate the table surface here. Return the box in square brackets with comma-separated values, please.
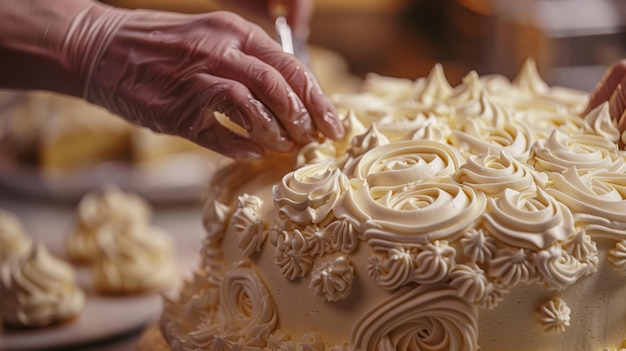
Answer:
[0, 185, 207, 351]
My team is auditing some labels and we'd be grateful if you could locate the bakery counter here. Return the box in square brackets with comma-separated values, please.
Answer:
[0, 187, 206, 351]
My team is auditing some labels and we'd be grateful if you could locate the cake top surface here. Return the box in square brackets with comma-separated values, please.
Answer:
[162, 59, 626, 351]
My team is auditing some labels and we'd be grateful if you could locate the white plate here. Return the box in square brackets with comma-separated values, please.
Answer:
[0, 287, 163, 351]
[0, 149, 229, 205]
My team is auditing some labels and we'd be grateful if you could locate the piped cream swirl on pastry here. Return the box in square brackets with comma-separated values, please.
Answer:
[67, 186, 152, 264]
[0, 244, 84, 327]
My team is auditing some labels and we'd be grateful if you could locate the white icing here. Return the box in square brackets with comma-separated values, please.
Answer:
[563, 228, 599, 271]
[302, 225, 333, 257]
[532, 129, 625, 173]
[93, 223, 176, 294]
[351, 285, 478, 351]
[447, 71, 484, 106]
[488, 247, 536, 288]
[273, 229, 313, 280]
[368, 246, 416, 291]
[449, 263, 489, 306]
[352, 140, 464, 187]
[297, 139, 338, 167]
[362, 73, 415, 101]
[67, 186, 152, 264]
[413, 240, 456, 285]
[536, 297, 571, 334]
[455, 149, 546, 196]
[309, 256, 355, 302]
[450, 119, 533, 161]
[341, 124, 390, 175]
[299, 332, 328, 351]
[583, 102, 621, 143]
[0, 244, 84, 327]
[411, 64, 453, 105]
[274, 160, 349, 225]
[326, 218, 359, 254]
[535, 244, 587, 291]
[203, 200, 231, 244]
[609, 240, 626, 273]
[450, 262, 506, 310]
[482, 188, 574, 250]
[344, 180, 486, 245]
[547, 168, 626, 240]
[218, 262, 277, 347]
[409, 113, 452, 143]
[160, 60, 626, 351]
[461, 228, 497, 264]
[454, 91, 513, 130]
[512, 59, 549, 96]
[231, 194, 266, 256]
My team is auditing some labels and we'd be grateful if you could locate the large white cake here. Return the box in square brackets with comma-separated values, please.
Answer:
[159, 60, 626, 351]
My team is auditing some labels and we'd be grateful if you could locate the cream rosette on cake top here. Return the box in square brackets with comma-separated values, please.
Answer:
[0, 243, 85, 328]
[336, 140, 485, 245]
[582, 102, 622, 143]
[547, 167, 626, 240]
[0, 209, 32, 262]
[532, 129, 626, 173]
[481, 188, 574, 251]
[455, 149, 547, 196]
[273, 159, 349, 225]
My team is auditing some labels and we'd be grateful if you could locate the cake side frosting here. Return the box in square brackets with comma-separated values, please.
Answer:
[162, 60, 626, 351]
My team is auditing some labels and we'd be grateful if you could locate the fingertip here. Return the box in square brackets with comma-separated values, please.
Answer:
[323, 109, 345, 140]
[311, 103, 344, 140]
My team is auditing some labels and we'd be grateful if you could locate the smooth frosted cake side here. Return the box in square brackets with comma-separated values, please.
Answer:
[161, 60, 626, 351]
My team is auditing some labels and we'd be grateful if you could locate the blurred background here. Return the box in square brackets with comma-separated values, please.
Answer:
[104, 0, 626, 90]
[1, 0, 625, 350]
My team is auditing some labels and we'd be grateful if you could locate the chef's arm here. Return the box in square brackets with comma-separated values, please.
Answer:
[0, 0, 342, 160]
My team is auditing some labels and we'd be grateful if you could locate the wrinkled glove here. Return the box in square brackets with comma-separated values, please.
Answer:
[584, 60, 626, 149]
[68, 2, 344, 159]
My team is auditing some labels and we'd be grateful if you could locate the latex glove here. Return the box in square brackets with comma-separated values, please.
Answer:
[584, 60, 626, 148]
[0, 0, 343, 160]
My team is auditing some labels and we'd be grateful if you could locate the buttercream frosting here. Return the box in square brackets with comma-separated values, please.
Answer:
[536, 298, 571, 334]
[160, 60, 626, 351]
[93, 222, 176, 294]
[0, 244, 84, 327]
[67, 185, 152, 264]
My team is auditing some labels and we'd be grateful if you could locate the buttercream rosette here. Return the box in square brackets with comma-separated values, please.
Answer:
[547, 167, 626, 240]
[351, 285, 478, 351]
[532, 130, 625, 173]
[481, 188, 574, 251]
[455, 149, 547, 196]
[274, 159, 349, 225]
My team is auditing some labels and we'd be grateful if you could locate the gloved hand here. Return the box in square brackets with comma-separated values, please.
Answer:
[584, 60, 626, 149]
[0, 0, 344, 160]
